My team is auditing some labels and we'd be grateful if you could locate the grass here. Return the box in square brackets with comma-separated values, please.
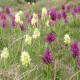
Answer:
[0, 0, 17, 7]
[0, 0, 80, 80]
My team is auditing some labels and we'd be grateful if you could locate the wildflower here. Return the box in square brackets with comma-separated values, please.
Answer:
[73, 7, 78, 13]
[20, 20, 23, 24]
[31, 18, 38, 25]
[31, 13, 38, 25]
[62, 4, 65, 10]
[49, 20, 55, 26]
[32, 28, 40, 39]
[27, 16, 32, 24]
[64, 18, 68, 24]
[46, 20, 55, 26]
[78, 56, 80, 69]
[77, 6, 80, 12]
[64, 34, 70, 44]
[42, 49, 53, 64]
[46, 20, 49, 26]
[5, 6, 10, 14]
[38, 13, 42, 19]
[57, 12, 62, 20]
[1, 13, 6, 20]
[17, 11, 23, 17]
[25, 35, 32, 45]
[9, 14, 14, 18]
[46, 32, 55, 43]
[66, 5, 71, 11]
[20, 51, 31, 66]
[11, 16, 16, 27]
[15, 15, 21, 23]
[33, 13, 37, 18]
[2, 20, 6, 28]
[50, 9, 57, 21]
[71, 10, 75, 16]
[42, 8, 47, 18]
[47, 8, 51, 16]
[11, 19, 16, 27]
[32, 2, 35, 5]
[62, 11, 67, 19]
[15, 11, 23, 24]
[25, 12, 29, 18]
[70, 41, 79, 58]
[1, 47, 9, 59]
[19, 24, 25, 31]
[28, 2, 30, 5]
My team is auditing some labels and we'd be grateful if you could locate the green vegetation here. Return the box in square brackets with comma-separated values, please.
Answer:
[0, 0, 80, 80]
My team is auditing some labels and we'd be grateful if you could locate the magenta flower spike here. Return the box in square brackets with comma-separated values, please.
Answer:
[47, 8, 51, 16]
[27, 16, 32, 24]
[11, 18, 16, 27]
[2, 20, 6, 28]
[49, 20, 55, 26]
[70, 41, 79, 58]
[73, 7, 78, 13]
[66, 5, 71, 11]
[62, 11, 67, 19]
[38, 13, 42, 19]
[19, 24, 25, 31]
[77, 5, 80, 12]
[46, 32, 55, 43]
[1, 13, 6, 20]
[50, 8, 57, 21]
[62, 4, 65, 10]
[42, 49, 53, 64]
[57, 12, 62, 20]
[5, 6, 11, 14]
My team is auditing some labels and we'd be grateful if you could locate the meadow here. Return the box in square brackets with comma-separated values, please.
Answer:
[0, 0, 80, 80]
